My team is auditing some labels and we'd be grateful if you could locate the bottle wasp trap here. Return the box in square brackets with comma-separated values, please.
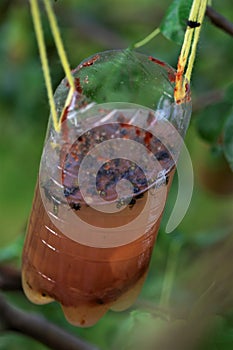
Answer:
[22, 49, 191, 326]
[22, 0, 207, 327]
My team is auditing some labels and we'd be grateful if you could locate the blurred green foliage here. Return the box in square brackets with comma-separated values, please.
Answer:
[0, 0, 233, 349]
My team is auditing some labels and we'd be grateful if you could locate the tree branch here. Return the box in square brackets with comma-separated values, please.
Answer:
[206, 6, 233, 37]
[0, 293, 98, 350]
[192, 89, 224, 113]
[0, 266, 22, 291]
[57, 11, 128, 49]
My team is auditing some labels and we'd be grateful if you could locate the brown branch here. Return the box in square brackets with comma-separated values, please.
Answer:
[0, 266, 98, 349]
[192, 89, 224, 113]
[0, 266, 22, 291]
[0, 0, 13, 23]
[0, 293, 98, 350]
[56, 10, 128, 49]
[206, 6, 233, 37]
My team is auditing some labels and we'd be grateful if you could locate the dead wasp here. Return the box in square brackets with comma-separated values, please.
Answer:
[128, 198, 137, 209]
[116, 198, 126, 209]
[156, 150, 170, 161]
[42, 182, 65, 215]
[64, 186, 79, 197]
[70, 202, 81, 211]
[135, 192, 144, 200]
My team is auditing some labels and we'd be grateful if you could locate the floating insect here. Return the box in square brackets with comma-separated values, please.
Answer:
[70, 202, 81, 211]
[128, 198, 137, 209]
[63, 186, 79, 197]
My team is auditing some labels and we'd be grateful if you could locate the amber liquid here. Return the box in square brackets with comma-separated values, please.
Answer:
[22, 167, 174, 327]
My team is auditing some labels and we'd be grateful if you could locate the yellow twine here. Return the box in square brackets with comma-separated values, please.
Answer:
[175, 0, 208, 103]
[43, 0, 76, 129]
[43, 0, 75, 91]
[30, 0, 76, 132]
[185, 0, 207, 82]
[29, 0, 59, 132]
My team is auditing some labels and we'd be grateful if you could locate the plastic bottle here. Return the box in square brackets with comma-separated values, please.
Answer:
[22, 50, 191, 327]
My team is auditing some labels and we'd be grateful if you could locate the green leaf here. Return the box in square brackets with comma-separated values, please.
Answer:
[191, 227, 231, 248]
[160, 0, 193, 44]
[224, 82, 233, 103]
[223, 111, 233, 171]
[0, 235, 24, 263]
[196, 101, 231, 143]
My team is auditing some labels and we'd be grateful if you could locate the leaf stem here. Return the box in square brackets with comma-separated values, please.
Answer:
[132, 28, 160, 49]
[159, 241, 181, 311]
